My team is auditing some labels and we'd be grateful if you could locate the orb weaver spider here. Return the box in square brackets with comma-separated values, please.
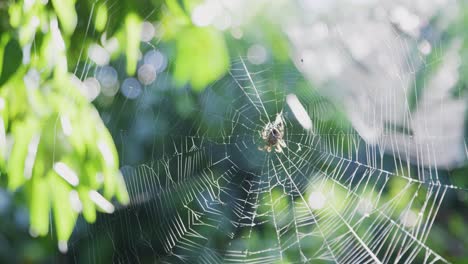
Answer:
[259, 111, 287, 153]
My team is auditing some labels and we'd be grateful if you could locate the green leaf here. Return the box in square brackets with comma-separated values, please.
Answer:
[97, 125, 129, 204]
[50, 173, 78, 244]
[79, 187, 96, 223]
[0, 97, 7, 166]
[100, 143, 117, 199]
[95, 4, 108, 32]
[124, 13, 141, 75]
[102, 166, 116, 200]
[29, 178, 50, 236]
[8, 3, 21, 28]
[0, 37, 22, 86]
[174, 27, 229, 91]
[7, 119, 38, 190]
[115, 171, 130, 205]
[51, 0, 78, 35]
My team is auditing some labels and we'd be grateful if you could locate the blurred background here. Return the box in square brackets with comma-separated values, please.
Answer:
[0, 0, 467, 263]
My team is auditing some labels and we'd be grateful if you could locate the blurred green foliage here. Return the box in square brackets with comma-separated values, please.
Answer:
[0, 0, 129, 249]
[0, 0, 241, 254]
[162, 0, 229, 90]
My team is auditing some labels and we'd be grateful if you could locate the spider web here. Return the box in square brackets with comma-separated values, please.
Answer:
[66, 1, 467, 263]
[70, 59, 464, 263]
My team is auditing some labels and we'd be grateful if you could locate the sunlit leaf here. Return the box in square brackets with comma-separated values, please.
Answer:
[0, 97, 7, 165]
[51, 0, 78, 36]
[79, 186, 96, 223]
[124, 13, 141, 75]
[7, 119, 38, 190]
[8, 3, 21, 28]
[50, 173, 78, 244]
[29, 178, 50, 236]
[95, 4, 108, 32]
[174, 27, 229, 91]
[115, 171, 130, 205]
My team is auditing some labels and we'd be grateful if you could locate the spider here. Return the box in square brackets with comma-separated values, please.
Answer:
[259, 111, 287, 153]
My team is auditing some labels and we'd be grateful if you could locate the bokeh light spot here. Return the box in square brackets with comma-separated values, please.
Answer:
[121, 77, 142, 99]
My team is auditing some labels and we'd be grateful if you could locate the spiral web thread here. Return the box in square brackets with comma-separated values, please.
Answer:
[67, 2, 467, 262]
[71, 56, 465, 263]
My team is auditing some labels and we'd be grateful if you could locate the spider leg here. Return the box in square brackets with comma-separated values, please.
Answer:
[275, 144, 283, 153]
[279, 139, 286, 148]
